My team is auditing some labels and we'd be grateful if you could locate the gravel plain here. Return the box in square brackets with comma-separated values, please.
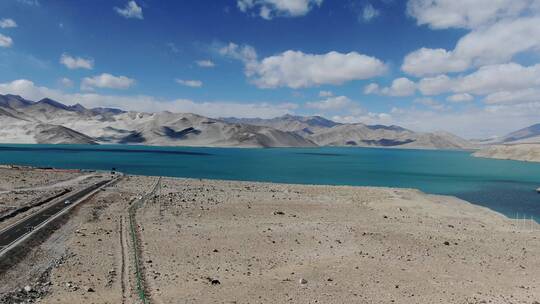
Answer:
[0, 170, 538, 304]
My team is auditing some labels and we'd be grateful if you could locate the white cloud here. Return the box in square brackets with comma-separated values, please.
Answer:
[0, 78, 296, 119]
[196, 60, 215, 68]
[364, 77, 416, 97]
[81, 73, 135, 91]
[402, 48, 469, 77]
[414, 97, 448, 110]
[418, 75, 453, 95]
[0, 18, 17, 29]
[59, 77, 73, 88]
[484, 89, 540, 105]
[60, 53, 94, 70]
[114, 1, 143, 19]
[221, 42, 387, 89]
[0, 34, 13, 48]
[407, 0, 536, 30]
[382, 78, 416, 96]
[419, 63, 540, 96]
[447, 93, 473, 103]
[384, 103, 540, 138]
[454, 63, 540, 95]
[219, 42, 259, 75]
[175, 79, 203, 88]
[237, 0, 323, 19]
[363, 83, 379, 94]
[361, 3, 380, 22]
[318, 90, 333, 97]
[402, 16, 540, 76]
[254, 50, 386, 88]
[332, 112, 393, 125]
[306, 96, 352, 110]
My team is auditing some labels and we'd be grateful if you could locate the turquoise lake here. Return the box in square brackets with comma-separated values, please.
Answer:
[0, 144, 539, 222]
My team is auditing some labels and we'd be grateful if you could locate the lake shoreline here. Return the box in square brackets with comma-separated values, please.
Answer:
[0, 144, 539, 223]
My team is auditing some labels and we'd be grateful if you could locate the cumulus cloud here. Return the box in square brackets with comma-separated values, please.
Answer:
[305, 96, 353, 110]
[365, 77, 416, 97]
[0, 79, 296, 119]
[402, 14, 540, 76]
[407, 0, 536, 30]
[176, 79, 203, 88]
[0, 18, 17, 29]
[221, 42, 387, 89]
[114, 1, 143, 19]
[0, 34, 13, 48]
[81, 73, 135, 91]
[363, 83, 379, 94]
[419, 63, 540, 96]
[447, 93, 473, 103]
[484, 89, 540, 105]
[402, 48, 469, 77]
[361, 3, 380, 22]
[414, 97, 448, 111]
[196, 60, 215, 68]
[254, 50, 386, 88]
[60, 53, 94, 70]
[237, 0, 323, 19]
[454, 63, 540, 95]
[418, 75, 453, 95]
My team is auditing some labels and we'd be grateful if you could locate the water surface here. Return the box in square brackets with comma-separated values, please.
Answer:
[0, 144, 539, 222]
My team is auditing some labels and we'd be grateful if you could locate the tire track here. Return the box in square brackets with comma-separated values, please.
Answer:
[119, 215, 127, 304]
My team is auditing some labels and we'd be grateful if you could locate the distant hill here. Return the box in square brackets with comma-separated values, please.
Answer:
[0, 94, 473, 149]
[500, 123, 540, 143]
[223, 114, 472, 149]
[221, 114, 341, 137]
[472, 123, 540, 162]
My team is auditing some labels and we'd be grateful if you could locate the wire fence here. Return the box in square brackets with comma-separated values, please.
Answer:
[128, 177, 161, 304]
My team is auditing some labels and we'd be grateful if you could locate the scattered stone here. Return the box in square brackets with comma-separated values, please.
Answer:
[23, 285, 32, 293]
[443, 241, 450, 246]
[206, 277, 221, 285]
[85, 286, 95, 292]
[299, 278, 308, 285]
[273, 211, 285, 215]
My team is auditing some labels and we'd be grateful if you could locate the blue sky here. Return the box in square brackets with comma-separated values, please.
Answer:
[0, 0, 539, 138]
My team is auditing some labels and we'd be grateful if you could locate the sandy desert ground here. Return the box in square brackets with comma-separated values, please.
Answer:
[474, 144, 540, 163]
[0, 171, 539, 304]
[0, 167, 101, 231]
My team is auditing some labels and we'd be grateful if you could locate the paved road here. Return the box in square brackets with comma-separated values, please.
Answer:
[0, 179, 110, 248]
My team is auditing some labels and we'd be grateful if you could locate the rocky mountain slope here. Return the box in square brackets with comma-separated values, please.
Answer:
[223, 115, 473, 149]
[0, 94, 473, 149]
[0, 94, 315, 147]
[500, 123, 540, 144]
[473, 123, 540, 162]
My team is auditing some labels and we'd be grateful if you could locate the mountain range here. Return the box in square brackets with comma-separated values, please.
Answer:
[0, 94, 475, 149]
